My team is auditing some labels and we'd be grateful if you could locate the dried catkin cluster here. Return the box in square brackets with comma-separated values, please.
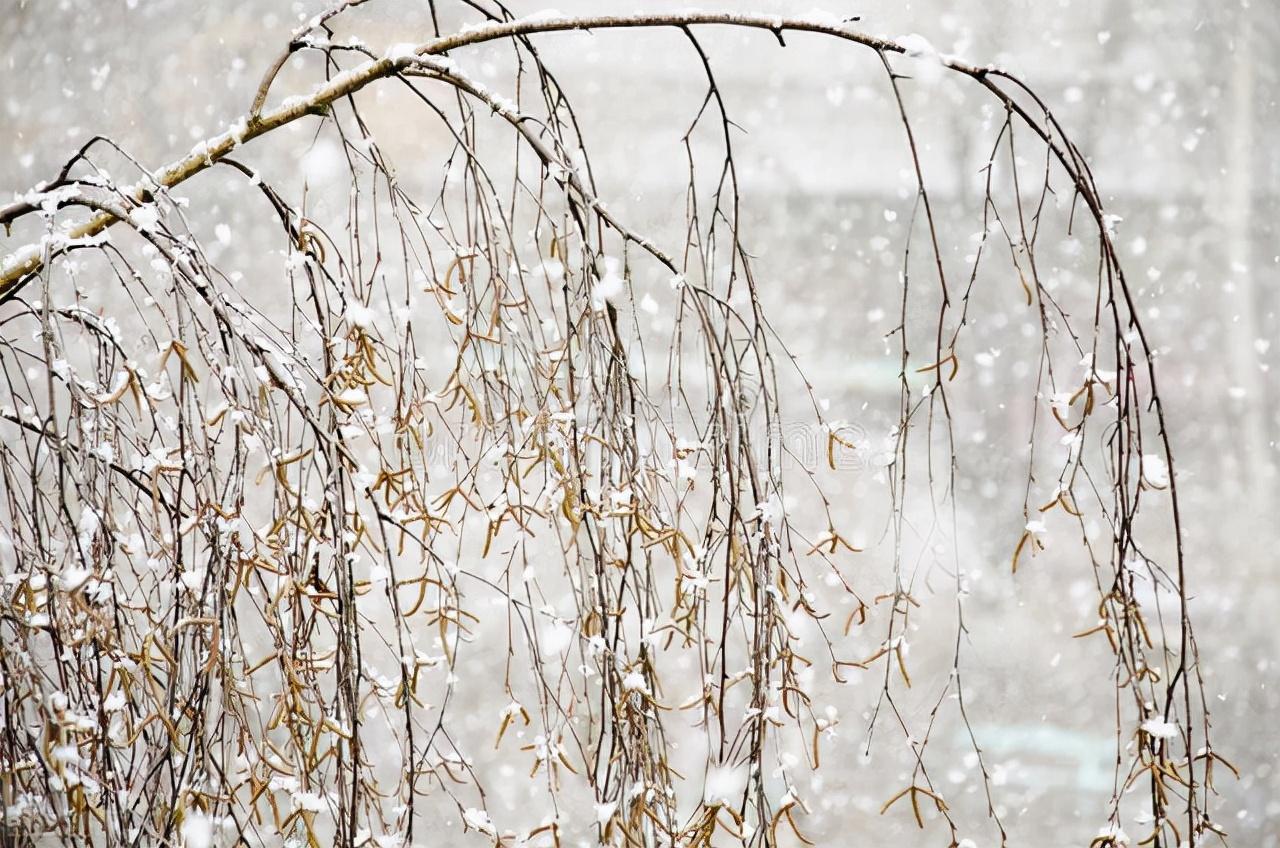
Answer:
[0, 3, 1223, 847]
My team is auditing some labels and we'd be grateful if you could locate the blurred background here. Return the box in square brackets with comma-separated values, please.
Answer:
[2, 0, 1276, 845]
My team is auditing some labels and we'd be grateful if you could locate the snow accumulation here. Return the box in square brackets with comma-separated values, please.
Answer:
[384, 42, 419, 63]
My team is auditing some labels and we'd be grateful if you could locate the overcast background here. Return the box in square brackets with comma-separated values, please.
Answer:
[2, 0, 1277, 845]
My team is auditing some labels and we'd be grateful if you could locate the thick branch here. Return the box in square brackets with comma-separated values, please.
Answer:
[248, 0, 376, 119]
[0, 12, 977, 301]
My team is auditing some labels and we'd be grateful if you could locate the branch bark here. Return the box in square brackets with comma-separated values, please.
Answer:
[0, 11, 978, 301]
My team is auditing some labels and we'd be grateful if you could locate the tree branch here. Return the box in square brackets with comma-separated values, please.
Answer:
[0, 11, 981, 302]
